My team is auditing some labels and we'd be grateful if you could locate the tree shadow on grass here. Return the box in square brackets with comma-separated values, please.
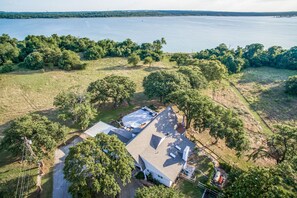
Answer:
[143, 66, 167, 72]
[0, 168, 37, 197]
[251, 84, 297, 123]
[237, 67, 293, 85]
[0, 150, 20, 167]
[97, 65, 143, 71]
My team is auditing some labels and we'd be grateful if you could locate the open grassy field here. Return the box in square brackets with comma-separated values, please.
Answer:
[1, 58, 296, 196]
[231, 67, 297, 128]
[0, 57, 175, 134]
[0, 57, 175, 197]
[194, 67, 297, 170]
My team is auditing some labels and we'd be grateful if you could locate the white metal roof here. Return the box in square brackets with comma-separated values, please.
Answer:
[84, 121, 117, 137]
[122, 107, 157, 128]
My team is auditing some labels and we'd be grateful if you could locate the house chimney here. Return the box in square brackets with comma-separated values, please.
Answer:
[182, 146, 190, 162]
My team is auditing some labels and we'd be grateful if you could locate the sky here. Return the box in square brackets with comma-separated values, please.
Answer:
[0, 0, 296, 12]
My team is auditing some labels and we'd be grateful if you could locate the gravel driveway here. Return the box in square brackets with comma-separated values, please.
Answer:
[52, 133, 142, 198]
[53, 136, 84, 198]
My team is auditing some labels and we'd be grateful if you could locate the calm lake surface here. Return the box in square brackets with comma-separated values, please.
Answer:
[0, 16, 296, 52]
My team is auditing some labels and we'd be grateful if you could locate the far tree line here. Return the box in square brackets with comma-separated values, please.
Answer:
[170, 43, 297, 72]
[0, 34, 166, 73]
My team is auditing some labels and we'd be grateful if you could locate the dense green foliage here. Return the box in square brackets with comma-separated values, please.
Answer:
[143, 70, 191, 102]
[250, 125, 297, 164]
[166, 89, 211, 128]
[194, 59, 227, 81]
[53, 91, 96, 130]
[0, 114, 68, 159]
[63, 133, 134, 198]
[285, 75, 297, 95]
[224, 164, 297, 197]
[127, 53, 141, 66]
[1, 11, 296, 19]
[23, 51, 44, 70]
[87, 75, 136, 107]
[84, 46, 104, 60]
[143, 56, 153, 66]
[205, 105, 248, 153]
[0, 34, 166, 72]
[170, 53, 192, 66]
[135, 185, 184, 198]
[58, 50, 86, 70]
[193, 43, 297, 73]
[167, 89, 248, 154]
[177, 66, 208, 89]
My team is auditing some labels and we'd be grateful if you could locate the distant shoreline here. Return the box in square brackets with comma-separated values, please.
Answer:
[0, 10, 297, 19]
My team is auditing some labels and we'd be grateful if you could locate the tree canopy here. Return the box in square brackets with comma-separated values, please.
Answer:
[23, 51, 44, 70]
[135, 185, 184, 198]
[53, 91, 96, 130]
[87, 75, 136, 107]
[143, 70, 191, 102]
[127, 53, 141, 66]
[143, 56, 153, 66]
[205, 105, 248, 153]
[166, 89, 248, 154]
[177, 66, 208, 89]
[250, 125, 297, 164]
[0, 114, 68, 159]
[194, 59, 227, 82]
[63, 133, 134, 198]
[285, 75, 297, 95]
[0, 34, 166, 73]
[224, 166, 296, 198]
[58, 50, 86, 70]
[84, 45, 105, 60]
[166, 89, 211, 129]
[169, 53, 191, 66]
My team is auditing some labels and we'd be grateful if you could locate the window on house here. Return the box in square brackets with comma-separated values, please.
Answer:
[157, 174, 163, 179]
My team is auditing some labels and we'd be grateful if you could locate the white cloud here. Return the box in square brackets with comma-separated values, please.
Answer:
[0, 0, 296, 12]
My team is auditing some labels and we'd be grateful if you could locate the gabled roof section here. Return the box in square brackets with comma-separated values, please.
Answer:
[126, 106, 195, 181]
[84, 121, 117, 137]
[108, 128, 133, 144]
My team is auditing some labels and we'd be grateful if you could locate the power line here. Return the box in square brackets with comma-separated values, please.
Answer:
[19, 147, 28, 198]
[15, 137, 40, 198]
[15, 140, 26, 198]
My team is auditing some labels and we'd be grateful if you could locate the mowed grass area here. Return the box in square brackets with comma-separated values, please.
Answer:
[0, 57, 175, 197]
[175, 179, 204, 198]
[1, 60, 296, 196]
[0, 57, 175, 134]
[231, 67, 297, 128]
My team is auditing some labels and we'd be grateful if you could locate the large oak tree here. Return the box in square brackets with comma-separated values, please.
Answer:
[87, 75, 136, 107]
[0, 114, 68, 159]
[143, 70, 191, 103]
[63, 133, 134, 198]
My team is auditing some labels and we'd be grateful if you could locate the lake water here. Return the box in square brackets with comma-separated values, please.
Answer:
[0, 16, 296, 52]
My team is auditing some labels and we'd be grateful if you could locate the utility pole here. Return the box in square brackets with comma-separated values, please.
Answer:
[23, 137, 43, 194]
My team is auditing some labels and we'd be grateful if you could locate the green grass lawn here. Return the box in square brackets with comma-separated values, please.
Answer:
[0, 57, 175, 134]
[1, 59, 295, 197]
[231, 67, 297, 128]
[0, 57, 175, 197]
[175, 179, 204, 198]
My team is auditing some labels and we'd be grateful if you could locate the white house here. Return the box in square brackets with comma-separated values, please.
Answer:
[126, 106, 195, 187]
[83, 107, 195, 187]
